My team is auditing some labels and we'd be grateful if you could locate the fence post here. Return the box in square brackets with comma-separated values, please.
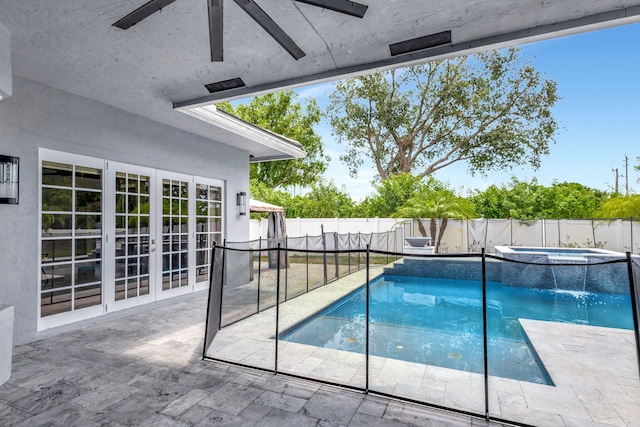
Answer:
[365, 244, 370, 393]
[334, 232, 340, 279]
[218, 239, 227, 332]
[626, 252, 640, 380]
[203, 242, 216, 359]
[348, 232, 352, 275]
[257, 237, 262, 313]
[631, 217, 635, 255]
[275, 243, 281, 373]
[481, 247, 489, 421]
[306, 234, 309, 293]
[321, 225, 328, 286]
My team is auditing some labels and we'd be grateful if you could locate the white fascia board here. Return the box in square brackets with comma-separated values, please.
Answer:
[177, 105, 307, 161]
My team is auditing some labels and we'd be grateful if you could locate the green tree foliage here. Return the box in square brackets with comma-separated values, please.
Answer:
[218, 91, 329, 188]
[327, 48, 559, 181]
[471, 178, 605, 220]
[356, 173, 425, 217]
[394, 182, 475, 252]
[594, 195, 640, 218]
[249, 179, 355, 219]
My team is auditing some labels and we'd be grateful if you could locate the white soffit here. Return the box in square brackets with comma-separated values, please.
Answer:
[180, 105, 306, 162]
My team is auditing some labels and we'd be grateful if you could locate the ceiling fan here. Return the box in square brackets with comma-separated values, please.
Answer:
[113, 0, 368, 62]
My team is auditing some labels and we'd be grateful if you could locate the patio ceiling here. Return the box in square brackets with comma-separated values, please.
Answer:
[1, 1, 640, 159]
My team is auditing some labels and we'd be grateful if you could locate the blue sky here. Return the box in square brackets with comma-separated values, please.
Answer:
[291, 22, 640, 200]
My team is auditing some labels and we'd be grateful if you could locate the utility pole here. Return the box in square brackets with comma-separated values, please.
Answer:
[613, 168, 619, 195]
[624, 155, 629, 195]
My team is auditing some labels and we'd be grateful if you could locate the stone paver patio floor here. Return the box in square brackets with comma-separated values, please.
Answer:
[0, 291, 506, 427]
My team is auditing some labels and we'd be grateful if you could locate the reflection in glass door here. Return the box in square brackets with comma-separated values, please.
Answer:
[162, 178, 189, 291]
[114, 172, 151, 301]
[195, 181, 223, 286]
[40, 160, 103, 319]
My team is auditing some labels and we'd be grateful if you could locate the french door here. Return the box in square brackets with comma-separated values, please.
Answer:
[40, 151, 225, 329]
[105, 163, 157, 310]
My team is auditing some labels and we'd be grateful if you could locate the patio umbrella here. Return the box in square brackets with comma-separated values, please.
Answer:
[249, 198, 288, 268]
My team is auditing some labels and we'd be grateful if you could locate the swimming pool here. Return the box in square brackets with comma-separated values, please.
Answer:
[279, 275, 633, 385]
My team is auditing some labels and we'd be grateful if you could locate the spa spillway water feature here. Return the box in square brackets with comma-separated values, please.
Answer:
[494, 246, 628, 294]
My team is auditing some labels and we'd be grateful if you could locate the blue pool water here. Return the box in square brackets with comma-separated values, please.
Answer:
[279, 275, 633, 384]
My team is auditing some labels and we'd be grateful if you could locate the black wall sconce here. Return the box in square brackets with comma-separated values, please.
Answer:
[236, 191, 247, 216]
[0, 155, 18, 204]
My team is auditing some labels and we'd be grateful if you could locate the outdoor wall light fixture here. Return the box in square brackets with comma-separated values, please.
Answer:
[0, 155, 19, 204]
[237, 192, 247, 216]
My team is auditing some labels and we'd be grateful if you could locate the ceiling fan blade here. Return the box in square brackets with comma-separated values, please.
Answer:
[208, 0, 224, 62]
[232, 0, 306, 60]
[294, 0, 368, 18]
[113, 0, 178, 29]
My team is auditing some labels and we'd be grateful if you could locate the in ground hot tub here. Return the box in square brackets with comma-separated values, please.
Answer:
[494, 246, 627, 293]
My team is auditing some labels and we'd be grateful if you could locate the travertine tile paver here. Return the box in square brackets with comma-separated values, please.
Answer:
[0, 291, 507, 427]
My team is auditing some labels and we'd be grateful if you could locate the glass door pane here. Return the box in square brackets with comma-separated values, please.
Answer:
[114, 172, 152, 301]
[195, 182, 223, 285]
[161, 178, 189, 291]
[40, 160, 103, 318]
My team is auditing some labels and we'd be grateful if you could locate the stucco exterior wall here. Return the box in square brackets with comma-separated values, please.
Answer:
[0, 76, 250, 344]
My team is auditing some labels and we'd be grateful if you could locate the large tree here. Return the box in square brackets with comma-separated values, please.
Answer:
[218, 91, 329, 188]
[327, 48, 559, 181]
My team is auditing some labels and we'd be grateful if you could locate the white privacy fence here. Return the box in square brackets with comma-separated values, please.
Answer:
[250, 217, 640, 254]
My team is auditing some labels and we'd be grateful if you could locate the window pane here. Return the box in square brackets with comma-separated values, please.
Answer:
[75, 284, 101, 310]
[115, 280, 126, 301]
[140, 256, 149, 275]
[139, 216, 150, 235]
[140, 276, 149, 295]
[196, 201, 208, 216]
[210, 186, 221, 201]
[140, 237, 150, 254]
[128, 237, 139, 255]
[139, 196, 150, 214]
[172, 182, 180, 197]
[140, 176, 150, 195]
[116, 193, 126, 214]
[116, 215, 126, 235]
[127, 278, 138, 298]
[198, 185, 208, 200]
[127, 216, 138, 235]
[75, 238, 100, 260]
[42, 188, 72, 212]
[75, 262, 101, 285]
[115, 259, 126, 279]
[128, 195, 138, 214]
[209, 218, 221, 232]
[76, 214, 102, 235]
[180, 182, 188, 198]
[41, 289, 72, 317]
[76, 190, 102, 213]
[41, 264, 72, 290]
[42, 239, 73, 263]
[76, 166, 102, 190]
[180, 199, 188, 216]
[196, 248, 208, 265]
[42, 214, 72, 237]
[196, 234, 208, 250]
[163, 180, 171, 196]
[116, 172, 127, 192]
[128, 175, 139, 194]
[42, 162, 73, 187]
[210, 202, 222, 216]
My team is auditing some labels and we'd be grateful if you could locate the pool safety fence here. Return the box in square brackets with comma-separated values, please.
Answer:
[203, 243, 640, 427]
